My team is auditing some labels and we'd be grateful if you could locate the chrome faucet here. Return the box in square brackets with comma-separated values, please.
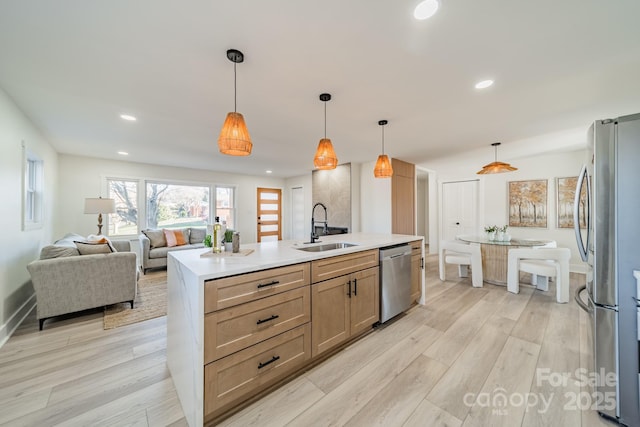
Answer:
[310, 202, 328, 243]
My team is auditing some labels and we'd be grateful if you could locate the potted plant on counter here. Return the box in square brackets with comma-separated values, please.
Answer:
[484, 225, 497, 241]
[224, 229, 234, 252]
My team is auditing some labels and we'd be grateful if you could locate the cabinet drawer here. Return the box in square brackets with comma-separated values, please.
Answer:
[204, 323, 311, 418]
[204, 286, 310, 363]
[205, 263, 310, 312]
[311, 250, 379, 283]
[410, 239, 422, 255]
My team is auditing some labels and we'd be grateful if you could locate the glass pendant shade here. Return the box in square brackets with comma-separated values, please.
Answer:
[374, 154, 393, 178]
[477, 142, 517, 174]
[218, 112, 252, 156]
[314, 138, 338, 170]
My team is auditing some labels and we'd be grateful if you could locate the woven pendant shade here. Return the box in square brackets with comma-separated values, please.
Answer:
[218, 112, 252, 156]
[477, 142, 517, 174]
[314, 138, 338, 170]
[374, 154, 393, 178]
[476, 161, 517, 174]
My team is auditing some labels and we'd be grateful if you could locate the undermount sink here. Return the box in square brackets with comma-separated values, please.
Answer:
[295, 242, 358, 252]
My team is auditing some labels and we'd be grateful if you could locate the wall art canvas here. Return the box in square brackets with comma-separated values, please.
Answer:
[557, 176, 587, 229]
[508, 179, 548, 228]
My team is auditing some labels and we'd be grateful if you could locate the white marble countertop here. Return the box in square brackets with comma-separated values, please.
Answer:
[168, 232, 422, 281]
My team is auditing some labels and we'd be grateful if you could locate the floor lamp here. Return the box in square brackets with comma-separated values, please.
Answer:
[84, 197, 116, 235]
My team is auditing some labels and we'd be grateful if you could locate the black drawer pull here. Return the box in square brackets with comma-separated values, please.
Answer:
[420, 257, 424, 269]
[257, 280, 280, 289]
[256, 314, 279, 325]
[347, 279, 352, 298]
[353, 278, 357, 296]
[258, 355, 280, 369]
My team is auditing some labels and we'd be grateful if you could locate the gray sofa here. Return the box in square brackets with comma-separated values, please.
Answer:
[139, 227, 206, 274]
[26, 233, 138, 330]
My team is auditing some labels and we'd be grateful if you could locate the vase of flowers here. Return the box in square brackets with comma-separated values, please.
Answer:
[484, 225, 497, 241]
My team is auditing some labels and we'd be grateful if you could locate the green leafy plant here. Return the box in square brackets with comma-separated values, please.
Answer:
[204, 234, 212, 247]
[224, 229, 234, 243]
[500, 225, 508, 233]
[484, 225, 497, 233]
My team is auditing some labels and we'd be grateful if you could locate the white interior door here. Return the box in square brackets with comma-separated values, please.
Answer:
[290, 186, 305, 241]
[442, 180, 479, 241]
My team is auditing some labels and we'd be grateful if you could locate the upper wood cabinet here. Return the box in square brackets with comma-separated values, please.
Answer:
[391, 158, 415, 235]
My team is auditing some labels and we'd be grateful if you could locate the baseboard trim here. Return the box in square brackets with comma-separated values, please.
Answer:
[0, 293, 36, 349]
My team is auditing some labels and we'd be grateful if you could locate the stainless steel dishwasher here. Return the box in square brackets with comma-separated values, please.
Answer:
[380, 244, 412, 323]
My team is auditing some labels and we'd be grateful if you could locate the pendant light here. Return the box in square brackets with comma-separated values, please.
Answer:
[374, 120, 393, 178]
[218, 49, 252, 156]
[313, 93, 338, 170]
[477, 142, 518, 174]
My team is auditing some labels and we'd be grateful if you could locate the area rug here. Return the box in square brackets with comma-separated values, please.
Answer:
[103, 272, 167, 330]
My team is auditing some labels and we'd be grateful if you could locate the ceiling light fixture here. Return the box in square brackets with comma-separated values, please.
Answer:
[374, 120, 393, 178]
[313, 93, 338, 170]
[475, 79, 494, 89]
[414, 0, 439, 20]
[120, 114, 136, 121]
[117, 151, 129, 156]
[477, 142, 518, 174]
[265, 170, 273, 174]
[218, 49, 252, 156]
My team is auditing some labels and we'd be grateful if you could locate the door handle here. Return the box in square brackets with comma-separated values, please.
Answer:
[455, 222, 460, 225]
[420, 257, 424, 269]
[257, 280, 280, 289]
[256, 314, 279, 325]
[347, 279, 351, 298]
[353, 278, 357, 296]
[574, 165, 591, 262]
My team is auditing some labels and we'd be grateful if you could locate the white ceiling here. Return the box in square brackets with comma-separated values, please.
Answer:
[1, 0, 639, 178]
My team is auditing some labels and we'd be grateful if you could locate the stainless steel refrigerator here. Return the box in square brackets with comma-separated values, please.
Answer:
[575, 112, 640, 426]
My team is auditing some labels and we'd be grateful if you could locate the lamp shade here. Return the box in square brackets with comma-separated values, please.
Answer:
[374, 154, 393, 178]
[84, 197, 116, 214]
[476, 161, 518, 174]
[314, 138, 338, 170]
[218, 112, 253, 156]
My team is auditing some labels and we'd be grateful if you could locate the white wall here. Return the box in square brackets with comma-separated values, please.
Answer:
[56, 154, 286, 244]
[0, 87, 59, 346]
[424, 148, 588, 268]
[359, 160, 392, 234]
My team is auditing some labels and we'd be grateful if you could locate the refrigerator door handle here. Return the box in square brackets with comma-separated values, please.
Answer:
[574, 165, 591, 262]
[575, 285, 590, 312]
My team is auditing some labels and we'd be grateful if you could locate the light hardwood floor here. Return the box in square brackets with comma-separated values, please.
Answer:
[0, 258, 617, 426]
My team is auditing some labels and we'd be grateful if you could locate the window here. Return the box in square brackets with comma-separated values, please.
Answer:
[23, 146, 43, 230]
[146, 182, 210, 229]
[108, 179, 139, 236]
[215, 186, 235, 230]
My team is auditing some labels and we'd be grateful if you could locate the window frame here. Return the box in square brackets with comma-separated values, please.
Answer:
[214, 185, 237, 230]
[22, 143, 44, 231]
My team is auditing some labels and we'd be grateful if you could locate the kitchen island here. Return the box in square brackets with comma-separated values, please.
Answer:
[166, 233, 424, 426]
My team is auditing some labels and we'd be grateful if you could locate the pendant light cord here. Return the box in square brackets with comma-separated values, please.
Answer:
[233, 62, 237, 113]
[324, 101, 327, 138]
[381, 125, 385, 154]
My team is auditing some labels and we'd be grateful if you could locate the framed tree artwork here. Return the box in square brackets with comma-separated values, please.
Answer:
[508, 179, 548, 228]
[557, 176, 587, 228]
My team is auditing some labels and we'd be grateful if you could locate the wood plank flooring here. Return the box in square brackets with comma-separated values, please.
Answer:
[0, 258, 618, 426]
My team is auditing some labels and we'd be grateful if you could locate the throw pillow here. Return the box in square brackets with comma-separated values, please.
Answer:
[74, 241, 113, 255]
[175, 229, 188, 246]
[142, 229, 166, 248]
[189, 227, 206, 244]
[40, 245, 80, 259]
[163, 229, 178, 247]
[86, 234, 117, 252]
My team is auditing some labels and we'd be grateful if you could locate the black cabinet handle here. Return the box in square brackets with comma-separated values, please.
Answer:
[258, 355, 280, 369]
[353, 278, 357, 296]
[256, 314, 279, 325]
[257, 280, 280, 289]
[347, 279, 351, 298]
[420, 257, 424, 269]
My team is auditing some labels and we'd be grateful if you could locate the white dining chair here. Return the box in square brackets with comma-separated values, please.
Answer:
[507, 247, 571, 303]
[439, 240, 483, 288]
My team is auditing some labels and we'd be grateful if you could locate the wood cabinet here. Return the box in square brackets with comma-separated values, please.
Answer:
[311, 249, 380, 357]
[410, 240, 423, 303]
[203, 263, 311, 421]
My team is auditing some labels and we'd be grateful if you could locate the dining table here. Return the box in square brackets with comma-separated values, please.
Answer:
[456, 235, 553, 286]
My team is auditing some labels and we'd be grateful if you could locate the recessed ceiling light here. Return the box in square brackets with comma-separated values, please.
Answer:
[117, 151, 129, 156]
[414, 0, 439, 20]
[120, 114, 137, 121]
[265, 170, 273, 174]
[475, 80, 494, 89]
